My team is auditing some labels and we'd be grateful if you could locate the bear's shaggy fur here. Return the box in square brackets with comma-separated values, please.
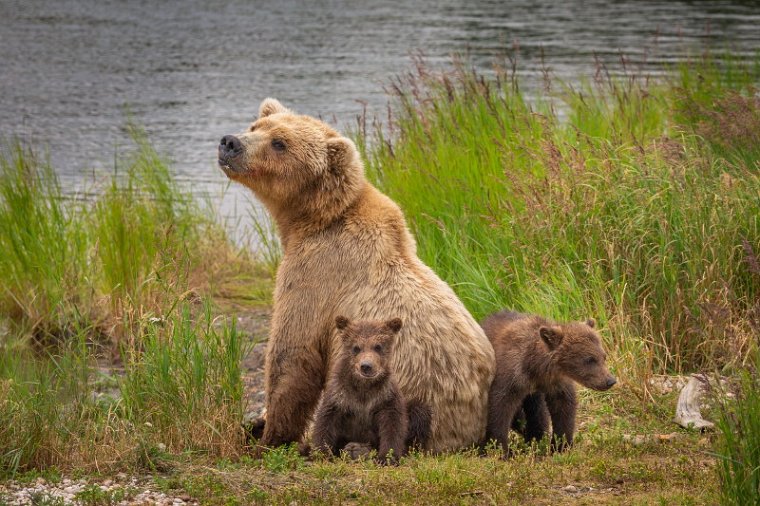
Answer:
[218, 98, 495, 452]
[481, 310, 616, 457]
[311, 316, 430, 464]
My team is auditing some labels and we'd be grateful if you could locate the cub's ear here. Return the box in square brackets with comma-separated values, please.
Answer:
[326, 137, 357, 174]
[259, 97, 292, 118]
[585, 318, 596, 328]
[385, 318, 403, 334]
[539, 326, 563, 350]
[335, 315, 350, 330]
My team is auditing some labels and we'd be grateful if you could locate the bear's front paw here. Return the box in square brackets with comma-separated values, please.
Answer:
[243, 416, 266, 443]
[298, 441, 312, 458]
[342, 442, 373, 461]
[375, 453, 400, 466]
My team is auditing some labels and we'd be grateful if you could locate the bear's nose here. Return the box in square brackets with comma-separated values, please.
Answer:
[360, 362, 373, 376]
[219, 135, 243, 159]
[606, 377, 617, 388]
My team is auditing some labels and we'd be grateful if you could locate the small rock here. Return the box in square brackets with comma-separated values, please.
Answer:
[657, 432, 680, 443]
[563, 485, 578, 493]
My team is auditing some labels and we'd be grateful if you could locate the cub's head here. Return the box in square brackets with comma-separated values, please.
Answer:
[539, 318, 617, 391]
[334, 315, 402, 385]
[218, 98, 364, 223]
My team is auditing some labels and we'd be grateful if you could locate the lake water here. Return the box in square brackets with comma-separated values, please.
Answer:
[1, 0, 759, 231]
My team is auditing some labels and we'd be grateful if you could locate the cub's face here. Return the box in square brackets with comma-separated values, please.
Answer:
[217, 98, 357, 206]
[541, 319, 617, 391]
[335, 316, 403, 384]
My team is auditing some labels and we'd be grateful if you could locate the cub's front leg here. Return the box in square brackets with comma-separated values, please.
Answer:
[311, 401, 344, 457]
[374, 396, 408, 465]
[522, 392, 550, 443]
[486, 372, 527, 459]
[545, 382, 577, 452]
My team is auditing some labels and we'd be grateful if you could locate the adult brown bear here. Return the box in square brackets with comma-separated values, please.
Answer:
[218, 98, 495, 452]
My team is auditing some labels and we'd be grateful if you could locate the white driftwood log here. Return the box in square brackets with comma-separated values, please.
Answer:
[674, 374, 714, 430]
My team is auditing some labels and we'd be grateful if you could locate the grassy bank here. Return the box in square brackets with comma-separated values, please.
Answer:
[0, 128, 269, 348]
[0, 305, 247, 476]
[0, 53, 758, 504]
[357, 54, 760, 389]
[0, 131, 268, 477]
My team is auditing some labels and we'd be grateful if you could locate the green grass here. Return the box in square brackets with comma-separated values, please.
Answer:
[716, 359, 760, 505]
[0, 329, 93, 475]
[357, 54, 760, 385]
[148, 393, 718, 505]
[90, 131, 202, 334]
[0, 126, 261, 348]
[120, 304, 248, 459]
[0, 128, 263, 477]
[0, 304, 247, 477]
[0, 144, 89, 342]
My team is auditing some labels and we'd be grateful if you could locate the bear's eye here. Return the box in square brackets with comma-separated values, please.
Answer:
[271, 139, 286, 152]
[584, 357, 597, 365]
[352, 346, 361, 354]
[373, 344, 383, 353]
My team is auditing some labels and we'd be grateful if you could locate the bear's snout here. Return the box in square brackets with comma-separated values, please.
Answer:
[591, 374, 617, 391]
[360, 361, 374, 377]
[218, 135, 243, 165]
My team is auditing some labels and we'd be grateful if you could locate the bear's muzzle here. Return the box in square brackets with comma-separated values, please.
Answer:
[218, 134, 244, 174]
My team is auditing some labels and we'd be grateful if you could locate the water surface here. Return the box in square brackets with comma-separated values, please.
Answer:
[1, 0, 759, 226]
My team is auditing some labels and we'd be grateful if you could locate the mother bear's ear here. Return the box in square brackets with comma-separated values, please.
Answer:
[259, 97, 292, 118]
[326, 137, 358, 174]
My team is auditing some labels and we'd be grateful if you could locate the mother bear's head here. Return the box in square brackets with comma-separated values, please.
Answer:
[218, 98, 365, 229]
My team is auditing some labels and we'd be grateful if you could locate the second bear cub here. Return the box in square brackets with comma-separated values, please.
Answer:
[312, 316, 430, 464]
[482, 310, 616, 457]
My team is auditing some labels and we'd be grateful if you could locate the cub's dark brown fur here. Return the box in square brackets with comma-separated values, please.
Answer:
[482, 310, 616, 457]
[312, 316, 430, 464]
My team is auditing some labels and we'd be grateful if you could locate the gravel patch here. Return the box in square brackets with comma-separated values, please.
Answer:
[0, 476, 197, 506]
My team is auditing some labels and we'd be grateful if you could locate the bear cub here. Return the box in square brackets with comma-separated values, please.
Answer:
[482, 310, 616, 457]
[312, 316, 431, 464]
